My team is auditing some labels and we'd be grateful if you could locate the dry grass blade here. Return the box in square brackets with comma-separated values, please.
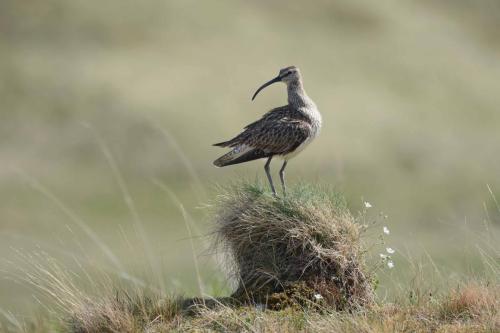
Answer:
[12, 169, 124, 273]
[152, 124, 208, 202]
[152, 179, 206, 298]
[83, 123, 166, 294]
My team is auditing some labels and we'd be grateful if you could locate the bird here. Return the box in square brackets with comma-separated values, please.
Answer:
[213, 66, 322, 196]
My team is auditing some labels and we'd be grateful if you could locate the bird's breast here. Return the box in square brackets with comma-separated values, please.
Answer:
[306, 106, 322, 137]
[282, 106, 321, 161]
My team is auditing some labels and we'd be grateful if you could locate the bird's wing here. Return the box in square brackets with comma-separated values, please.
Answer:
[225, 106, 312, 155]
[242, 105, 290, 130]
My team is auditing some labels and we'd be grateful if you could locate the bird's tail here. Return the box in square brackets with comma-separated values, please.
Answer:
[213, 145, 248, 167]
[213, 141, 229, 147]
[213, 145, 267, 167]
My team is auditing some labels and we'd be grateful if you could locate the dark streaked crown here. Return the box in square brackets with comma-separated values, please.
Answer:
[279, 66, 298, 78]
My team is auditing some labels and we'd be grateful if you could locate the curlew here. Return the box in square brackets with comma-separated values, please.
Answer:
[213, 66, 322, 196]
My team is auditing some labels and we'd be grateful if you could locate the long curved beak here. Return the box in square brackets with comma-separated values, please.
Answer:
[251, 75, 281, 101]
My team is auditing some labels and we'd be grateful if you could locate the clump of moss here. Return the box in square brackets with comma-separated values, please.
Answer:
[213, 182, 374, 310]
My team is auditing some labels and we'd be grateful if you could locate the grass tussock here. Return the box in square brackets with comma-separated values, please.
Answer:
[212, 182, 374, 310]
[65, 291, 180, 333]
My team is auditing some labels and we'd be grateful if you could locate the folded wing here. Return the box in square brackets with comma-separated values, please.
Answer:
[213, 106, 312, 167]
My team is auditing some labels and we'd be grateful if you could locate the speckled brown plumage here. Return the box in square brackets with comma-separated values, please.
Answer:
[213, 66, 322, 195]
[213, 106, 312, 165]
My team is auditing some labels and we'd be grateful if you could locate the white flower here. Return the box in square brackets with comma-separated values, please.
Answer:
[379, 253, 388, 259]
[364, 201, 372, 208]
[387, 260, 395, 269]
[386, 247, 395, 254]
[314, 293, 323, 300]
[383, 226, 390, 235]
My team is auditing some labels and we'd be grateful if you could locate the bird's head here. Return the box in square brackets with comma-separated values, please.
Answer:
[252, 66, 301, 101]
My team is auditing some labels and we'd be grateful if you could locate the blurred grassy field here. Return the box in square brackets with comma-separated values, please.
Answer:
[0, 0, 499, 318]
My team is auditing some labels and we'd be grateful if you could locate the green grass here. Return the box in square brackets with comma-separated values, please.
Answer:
[1, 0, 500, 330]
[1, 184, 498, 332]
[226, 181, 348, 217]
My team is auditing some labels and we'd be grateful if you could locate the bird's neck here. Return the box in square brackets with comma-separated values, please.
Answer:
[287, 80, 313, 108]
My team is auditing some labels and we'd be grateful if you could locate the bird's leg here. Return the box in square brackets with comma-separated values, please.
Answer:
[279, 160, 288, 196]
[264, 156, 277, 196]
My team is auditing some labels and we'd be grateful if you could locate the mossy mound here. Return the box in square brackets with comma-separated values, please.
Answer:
[213, 182, 374, 310]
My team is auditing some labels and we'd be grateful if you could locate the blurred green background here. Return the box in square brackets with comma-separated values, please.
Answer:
[1, 0, 499, 316]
